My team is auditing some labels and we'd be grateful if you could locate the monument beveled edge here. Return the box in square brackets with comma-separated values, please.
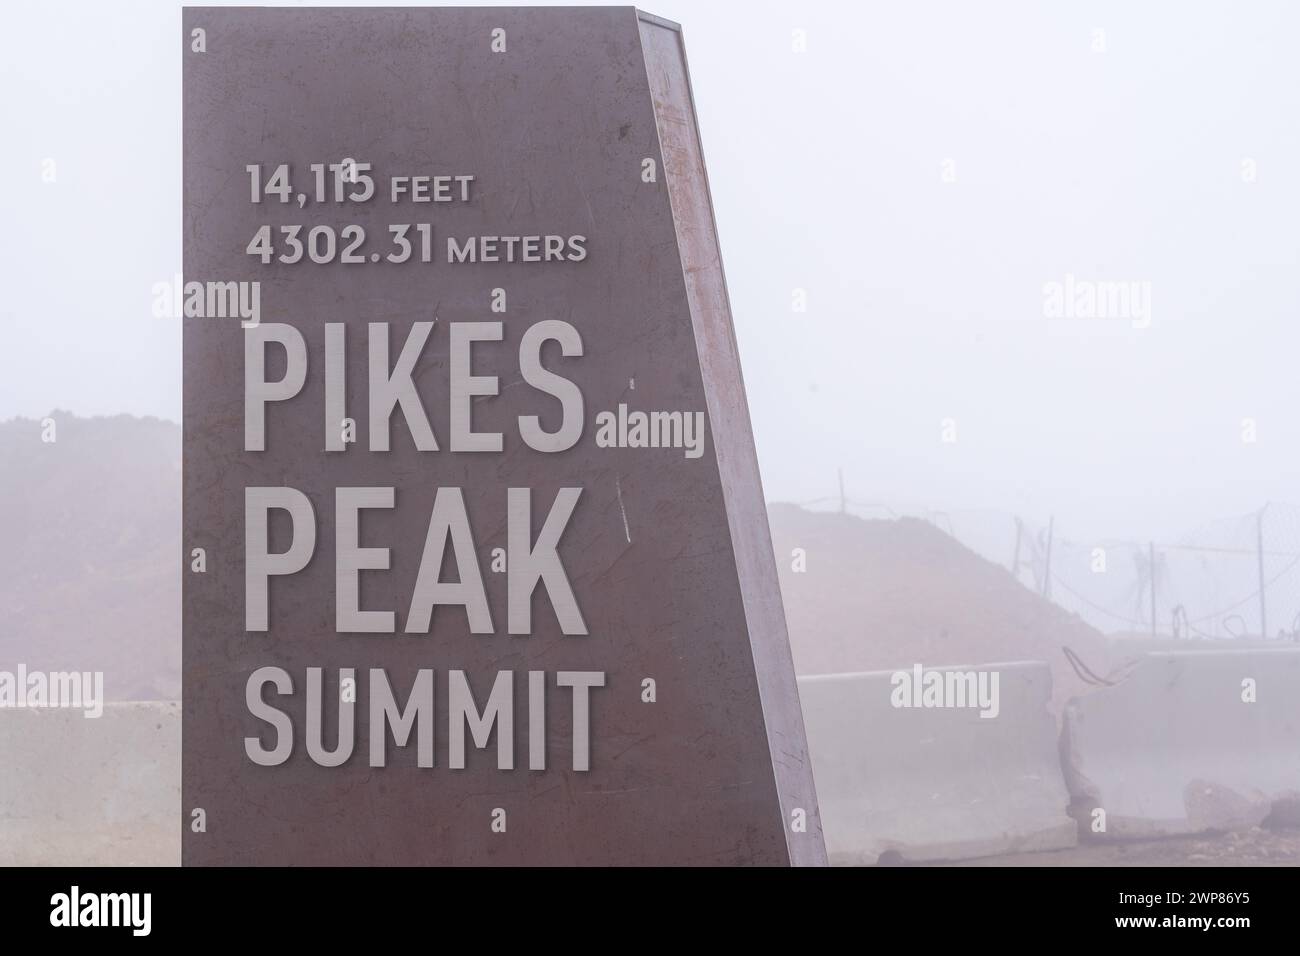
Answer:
[182, 5, 825, 865]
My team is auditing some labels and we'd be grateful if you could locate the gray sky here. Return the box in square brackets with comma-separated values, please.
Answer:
[2, 0, 1297, 540]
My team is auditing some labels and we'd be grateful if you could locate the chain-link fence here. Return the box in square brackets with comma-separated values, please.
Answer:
[794, 483, 1300, 640]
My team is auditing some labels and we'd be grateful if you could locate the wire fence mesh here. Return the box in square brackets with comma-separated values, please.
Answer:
[792, 489, 1300, 641]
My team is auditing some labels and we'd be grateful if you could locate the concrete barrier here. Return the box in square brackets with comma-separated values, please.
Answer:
[1061, 649, 1300, 839]
[798, 661, 1076, 864]
[0, 701, 179, 865]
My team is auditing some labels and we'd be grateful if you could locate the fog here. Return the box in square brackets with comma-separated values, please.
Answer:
[2, 0, 1297, 541]
[2, 0, 1298, 874]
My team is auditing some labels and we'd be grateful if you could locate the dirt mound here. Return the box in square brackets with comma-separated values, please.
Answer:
[0, 413, 179, 700]
[768, 503, 1110, 713]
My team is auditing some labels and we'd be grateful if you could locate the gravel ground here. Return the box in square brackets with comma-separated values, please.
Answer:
[945, 826, 1300, 866]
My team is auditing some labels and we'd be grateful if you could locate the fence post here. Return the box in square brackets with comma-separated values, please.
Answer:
[1011, 517, 1022, 578]
[1149, 541, 1157, 637]
[1258, 504, 1268, 639]
[1042, 517, 1054, 599]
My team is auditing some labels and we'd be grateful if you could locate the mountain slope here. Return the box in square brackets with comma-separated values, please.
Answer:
[768, 503, 1109, 712]
[0, 413, 179, 699]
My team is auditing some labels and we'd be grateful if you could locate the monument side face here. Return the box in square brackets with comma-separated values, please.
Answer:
[183, 6, 823, 865]
[637, 14, 826, 866]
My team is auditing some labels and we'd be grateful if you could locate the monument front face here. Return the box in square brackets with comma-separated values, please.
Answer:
[182, 6, 823, 865]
